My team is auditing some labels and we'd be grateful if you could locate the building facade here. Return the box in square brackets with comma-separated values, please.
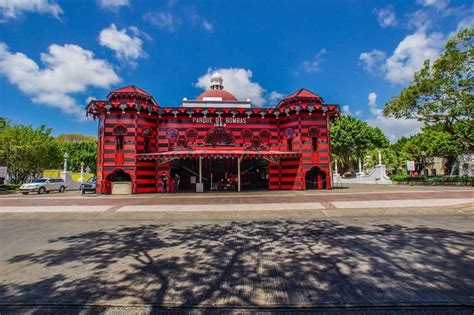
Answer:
[86, 73, 340, 194]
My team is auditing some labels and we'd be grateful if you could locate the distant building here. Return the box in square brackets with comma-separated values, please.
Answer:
[87, 73, 340, 194]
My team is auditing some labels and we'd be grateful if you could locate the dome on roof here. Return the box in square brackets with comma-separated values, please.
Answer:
[196, 89, 238, 101]
[196, 72, 238, 101]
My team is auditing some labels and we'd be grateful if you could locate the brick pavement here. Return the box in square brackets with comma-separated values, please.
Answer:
[0, 216, 473, 312]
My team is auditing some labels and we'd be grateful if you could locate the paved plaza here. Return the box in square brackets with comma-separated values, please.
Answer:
[0, 185, 473, 313]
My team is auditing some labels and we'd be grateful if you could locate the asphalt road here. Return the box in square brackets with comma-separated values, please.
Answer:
[1, 215, 473, 314]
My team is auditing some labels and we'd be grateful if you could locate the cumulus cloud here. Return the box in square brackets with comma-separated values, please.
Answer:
[359, 49, 386, 74]
[416, 0, 449, 10]
[360, 31, 444, 85]
[196, 68, 281, 106]
[0, 0, 62, 21]
[143, 11, 176, 32]
[99, 24, 146, 65]
[300, 49, 326, 73]
[385, 31, 444, 84]
[342, 105, 351, 115]
[202, 20, 213, 32]
[364, 92, 422, 141]
[268, 91, 284, 102]
[98, 0, 129, 10]
[0, 42, 120, 118]
[456, 15, 474, 31]
[374, 6, 397, 27]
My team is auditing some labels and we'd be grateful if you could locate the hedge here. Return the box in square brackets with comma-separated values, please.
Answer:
[390, 174, 474, 184]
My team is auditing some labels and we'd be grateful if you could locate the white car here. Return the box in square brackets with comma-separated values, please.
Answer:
[20, 178, 67, 195]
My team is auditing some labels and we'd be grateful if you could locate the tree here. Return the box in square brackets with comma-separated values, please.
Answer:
[0, 124, 62, 184]
[383, 27, 474, 151]
[57, 140, 97, 174]
[399, 127, 466, 175]
[364, 147, 408, 175]
[57, 134, 96, 143]
[331, 115, 389, 174]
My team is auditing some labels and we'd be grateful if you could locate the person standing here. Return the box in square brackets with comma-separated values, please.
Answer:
[174, 173, 180, 192]
[161, 172, 168, 193]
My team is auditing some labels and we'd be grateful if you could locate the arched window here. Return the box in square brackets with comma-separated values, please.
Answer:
[113, 125, 127, 151]
[113, 125, 127, 135]
[166, 129, 178, 151]
[205, 127, 234, 146]
[142, 128, 152, 153]
[284, 128, 294, 151]
[308, 127, 319, 152]
[241, 129, 253, 143]
[284, 128, 294, 138]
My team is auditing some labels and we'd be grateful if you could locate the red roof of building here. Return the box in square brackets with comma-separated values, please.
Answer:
[107, 85, 152, 98]
[283, 88, 322, 100]
[275, 88, 324, 109]
[196, 89, 238, 101]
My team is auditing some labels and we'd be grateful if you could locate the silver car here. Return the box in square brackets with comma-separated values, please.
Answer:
[20, 178, 67, 195]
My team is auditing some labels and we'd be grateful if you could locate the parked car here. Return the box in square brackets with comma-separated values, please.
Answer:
[19, 178, 66, 195]
[81, 177, 97, 194]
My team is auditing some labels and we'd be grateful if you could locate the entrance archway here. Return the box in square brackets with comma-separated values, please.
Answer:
[305, 166, 327, 189]
[106, 169, 132, 182]
[105, 169, 132, 194]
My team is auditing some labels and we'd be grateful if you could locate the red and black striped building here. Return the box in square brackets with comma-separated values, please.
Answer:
[86, 73, 339, 194]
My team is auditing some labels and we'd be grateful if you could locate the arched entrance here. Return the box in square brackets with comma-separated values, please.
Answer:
[105, 169, 132, 194]
[305, 166, 327, 189]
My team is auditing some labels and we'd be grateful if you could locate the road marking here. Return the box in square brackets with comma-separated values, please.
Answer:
[119, 202, 325, 212]
[0, 206, 111, 213]
[332, 198, 474, 209]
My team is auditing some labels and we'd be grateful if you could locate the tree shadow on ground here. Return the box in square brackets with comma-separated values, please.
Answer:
[0, 219, 473, 314]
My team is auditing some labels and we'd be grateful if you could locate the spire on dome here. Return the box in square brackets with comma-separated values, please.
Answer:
[210, 72, 224, 90]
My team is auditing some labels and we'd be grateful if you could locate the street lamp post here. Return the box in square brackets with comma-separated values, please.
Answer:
[63, 152, 69, 172]
[421, 151, 426, 176]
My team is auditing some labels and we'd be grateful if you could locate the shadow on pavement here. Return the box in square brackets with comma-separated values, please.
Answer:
[1, 220, 473, 314]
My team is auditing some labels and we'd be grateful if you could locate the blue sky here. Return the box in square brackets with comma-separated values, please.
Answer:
[0, 0, 472, 140]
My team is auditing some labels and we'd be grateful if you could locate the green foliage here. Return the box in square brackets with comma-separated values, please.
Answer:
[57, 134, 96, 142]
[390, 174, 473, 185]
[364, 147, 408, 175]
[0, 123, 62, 184]
[383, 27, 474, 151]
[397, 126, 466, 174]
[331, 115, 389, 174]
[0, 184, 19, 191]
[57, 140, 97, 173]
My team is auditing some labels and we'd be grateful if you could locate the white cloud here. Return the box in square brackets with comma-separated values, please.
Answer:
[99, 24, 146, 65]
[374, 6, 397, 27]
[143, 11, 176, 32]
[361, 31, 444, 85]
[0, 0, 62, 21]
[342, 105, 351, 115]
[196, 68, 272, 106]
[202, 20, 213, 32]
[385, 31, 444, 85]
[268, 91, 284, 102]
[98, 0, 129, 10]
[86, 96, 96, 104]
[301, 49, 326, 73]
[456, 15, 474, 31]
[368, 92, 377, 106]
[0, 42, 120, 118]
[359, 49, 386, 74]
[364, 92, 422, 141]
[416, 0, 449, 10]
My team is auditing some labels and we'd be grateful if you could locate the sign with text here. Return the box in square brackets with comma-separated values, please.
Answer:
[406, 160, 415, 172]
[192, 117, 247, 125]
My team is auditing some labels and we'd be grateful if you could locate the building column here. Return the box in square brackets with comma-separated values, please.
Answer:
[199, 156, 202, 183]
[237, 157, 241, 192]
